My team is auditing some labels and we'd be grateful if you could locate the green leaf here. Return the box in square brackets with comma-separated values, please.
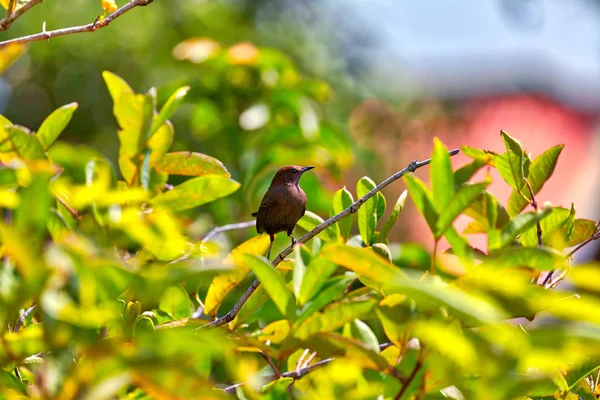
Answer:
[494, 130, 530, 192]
[159, 285, 191, 319]
[244, 254, 295, 319]
[14, 174, 51, 247]
[297, 276, 351, 324]
[102, 70, 134, 102]
[413, 320, 476, 368]
[0, 125, 46, 161]
[147, 121, 174, 167]
[153, 151, 231, 177]
[134, 316, 155, 337]
[455, 159, 487, 187]
[496, 208, 553, 250]
[294, 299, 377, 340]
[403, 174, 437, 233]
[564, 358, 600, 390]
[293, 245, 306, 300]
[431, 137, 455, 212]
[376, 295, 414, 347]
[435, 182, 489, 238]
[151, 86, 190, 136]
[151, 175, 240, 211]
[507, 144, 564, 216]
[378, 190, 407, 243]
[357, 176, 378, 245]
[568, 219, 597, 247]
[387, 274, 506, 324]
[462, 145, 497, 162]
[345, 319, 379, 353]
[298, 258, 339, 306]
[376, 191, 386, 221]
[518, 207, 573, 249]
[37, 103, 78, 150]
[487, 247, 565, 271]
[464, 191, 509, 230]
[331, 187, 354, 241]
[319, 244, 405, 291]
[296, 211, 337, 241]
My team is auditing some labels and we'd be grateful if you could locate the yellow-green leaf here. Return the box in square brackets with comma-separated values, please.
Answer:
[507, 144, 564, 217]
[357, 176, 378, 245]
[431, 138, 455, 212]
[37, 103, 78, 150]
[151, 175, 240, 211]
[435, 182, 489, 238]
[153, 151, 230, 177]
[150, 86, 190, 135]
[379, 190, 407, 243]
[403, 174, 437, 233]
[204, 235, 270, 317]
[331, 187, 354, 241]
[294, 299, 376, 340]
[494, 130, 530, 192]
[244, 254, 295, 319]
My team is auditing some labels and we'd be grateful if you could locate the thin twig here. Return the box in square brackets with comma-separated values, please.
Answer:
[544, 269, 569, 289]
[201, 220, 256, 243]
[222, 358, 334, 394]
[221, 343, 394, 394]
[394, 359, 423, 400]
[202, 150, 460, 329]
[0, 0, 43, 31]
[13, 305, 36, 332]
[0, 0, 154, 47]
[259, 351, 281, 379]
[525, 182, 543, 247]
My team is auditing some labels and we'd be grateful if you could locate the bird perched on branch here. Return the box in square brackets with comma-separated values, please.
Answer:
[252, 165, 315, 260]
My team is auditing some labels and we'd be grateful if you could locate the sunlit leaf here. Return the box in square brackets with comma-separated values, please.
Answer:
[494, 130, 530, 192]
[435, 182, 489, 238]
[244, 254, 295, 319]
[151, 175, 240, 211]
[567, 219, 597, 247]
[297, 276, 352, 324]
[379, 190, 407, 243]
[464, 191, 509, 230]
[37, 103, 78, 150]
[403, 174, 437, 233]
[519, 206, 573, 250]
[159, 285, 191, 319]
[496, 208, 552, 250]
[204, 234, 270, 317]
[258, 320, 290, 344]
[462, 146, 496, 163]
[431, 138, 455, 212]
[0, 43, 26, 74]
[414, 320, 477, 368]
[344, 319, 379, 353]
[507, 144, 564, 217]
[294, 299, 376, 340]
[297, 211, 337, 241]
[486, 247, 565, 271]
[357, 176, 378, 245]
[376, 295, 413, 348]
[319, 244, 405, 292]
[0, 125, 46, 162]
[151, 86, 190, 135]
[455, 159, 487, 187]
[293, 244, 306, 300]
[331, 187, 354, 241]
[153, 151, 230, 177]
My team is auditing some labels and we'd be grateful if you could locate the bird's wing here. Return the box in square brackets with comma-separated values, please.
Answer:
[254, 194, 277, 234]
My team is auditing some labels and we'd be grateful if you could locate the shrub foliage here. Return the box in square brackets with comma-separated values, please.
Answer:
[1, 72, 599, 400]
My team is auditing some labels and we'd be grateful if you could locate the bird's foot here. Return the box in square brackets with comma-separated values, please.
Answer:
[290, 236, 302, 247]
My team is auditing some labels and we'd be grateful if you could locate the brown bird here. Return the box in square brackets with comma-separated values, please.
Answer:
[251, 165, 315, 260]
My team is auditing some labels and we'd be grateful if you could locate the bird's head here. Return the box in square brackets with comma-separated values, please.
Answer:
[272, 165, 315, 186]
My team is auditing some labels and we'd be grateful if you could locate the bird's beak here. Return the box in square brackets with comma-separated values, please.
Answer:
[302, 166, 315, 172]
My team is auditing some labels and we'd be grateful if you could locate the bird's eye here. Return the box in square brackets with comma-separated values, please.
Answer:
[291, 169, 298, 173]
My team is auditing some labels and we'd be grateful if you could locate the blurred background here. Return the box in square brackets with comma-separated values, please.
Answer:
[2, 0, 600, 260]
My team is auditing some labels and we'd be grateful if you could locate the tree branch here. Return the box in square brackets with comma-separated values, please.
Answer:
[202, 149, 460, 329]
[0, 0, 43, 31]
[0, 0, 154, 47]
[201, 220, 256, 243]
[221, 342, 395, 394]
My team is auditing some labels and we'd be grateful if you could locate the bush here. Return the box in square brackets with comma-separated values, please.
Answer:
[1, 71, 599, 400]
